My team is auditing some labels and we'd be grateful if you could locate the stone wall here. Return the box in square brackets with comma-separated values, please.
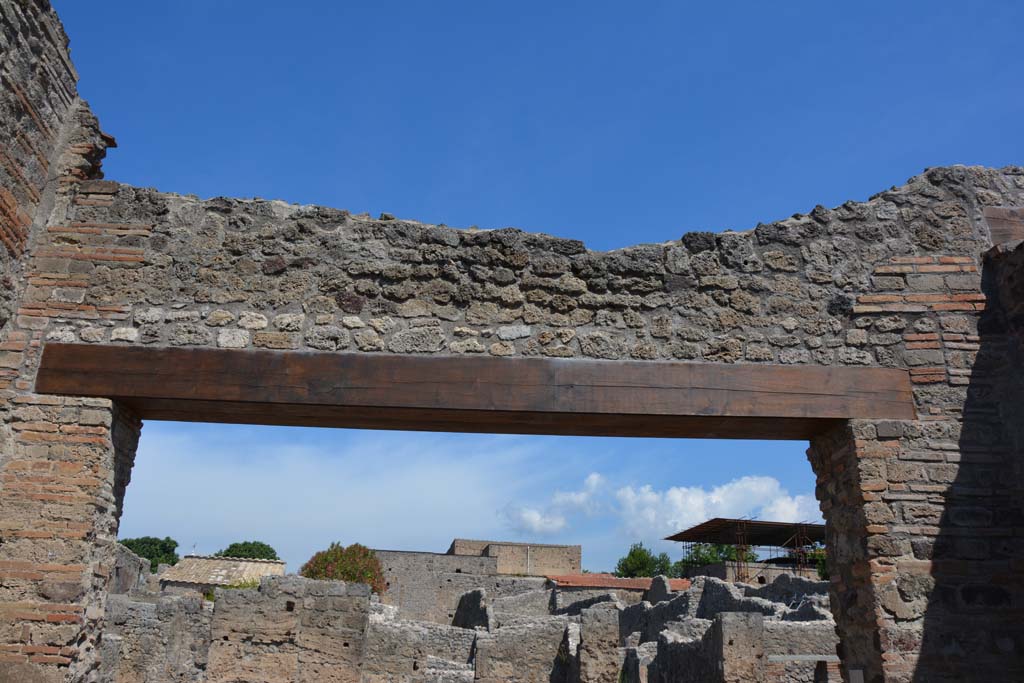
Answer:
[96, 571, 844, 683]
[108, 543, 149, 595]
[375, 549, 546, 624]
[98, 592, 212, 683]
[3, 1, 1024, 680]
[205, 576, 370, 683]
[11, 164, 1022, 680]
[447, 539, 582, 576]
[683, 561, 821, 584]
[360, 613, 476, 682]
[623, 577, 841, 683]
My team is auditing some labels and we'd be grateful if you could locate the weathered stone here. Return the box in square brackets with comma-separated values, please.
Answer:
[238, 311, 269, 329]
[305, 325, 350, 351]
[497, 324, 532, 341]
[217, 329, 250, 348]
[450, 338, 486, 353]
[353, 328, 385, 351]
[273, 312, 305, 331]
[205, 309, 235, 326]
[111, 327, 138, 342]
[253, 331, 300, 349]
[489, 341, 515, 356]
[388, 326, 446, 353]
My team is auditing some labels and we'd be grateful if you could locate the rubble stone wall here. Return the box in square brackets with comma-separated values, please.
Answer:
[205, 576, 370, 683]
[376, 549, 547, 624]
[98, 592, 212, 683]
[108, 543, 149, 595]
[2, 1, 1024, 681]
[96, 573, 847, 683]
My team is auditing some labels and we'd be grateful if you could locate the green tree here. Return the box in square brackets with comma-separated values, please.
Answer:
[119, 536, 179, 573]
[673, 543, 755, 572]
[806, 545, 828, 580]
[300, 542, 386, 594]
[215, 541, 279, 560]
[614, 542, 672, 578]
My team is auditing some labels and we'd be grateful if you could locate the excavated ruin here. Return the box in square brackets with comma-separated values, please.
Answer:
[98, 546, 840, 682]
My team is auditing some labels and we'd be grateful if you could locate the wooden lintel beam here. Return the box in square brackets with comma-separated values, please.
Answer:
[34, 343, 915, 440]
[984, 206, 1024, 245]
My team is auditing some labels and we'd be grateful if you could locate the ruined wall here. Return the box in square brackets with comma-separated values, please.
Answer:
[206, 576, 370, 683]
[375, 549, 546, 624]
[0, 3, 122, 682]
[99, 593, 212, 683]
[93, 571, 848, 683]
[0, 0, 71, 331]
[360, 613, 476, 682]
[473, 616, 574, 683]
[628, 584, 842, 683]
[107, 543, 149, 595]
[682, 561, 822, 584]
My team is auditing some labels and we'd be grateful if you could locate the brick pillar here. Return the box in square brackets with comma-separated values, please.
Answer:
[810, 406, 1023, 683]
[0, 24, 123, 674]
[808, 423, 886, 683]
[0, 389, 141, 682]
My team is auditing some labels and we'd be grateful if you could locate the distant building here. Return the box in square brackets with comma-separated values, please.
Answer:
[446, 538, 581, 576]
[158, 555, 286, 595]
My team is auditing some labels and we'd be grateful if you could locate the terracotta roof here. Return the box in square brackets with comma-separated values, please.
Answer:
[159, 555, 286, 587]
[547, 573, 691, 592]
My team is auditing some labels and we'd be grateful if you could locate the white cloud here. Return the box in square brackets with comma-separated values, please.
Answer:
[551, 472, 605, 513]
[500, 505, 567, 534]
[760, 494, 820, 523]
[499, 472, 604, 535]
[613, 475, 823, 543]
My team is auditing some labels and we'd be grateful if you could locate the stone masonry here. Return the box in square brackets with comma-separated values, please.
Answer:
[446, 539, 581, 576]
[2, 1, 1024, 681]
[97, 569, 840, 683]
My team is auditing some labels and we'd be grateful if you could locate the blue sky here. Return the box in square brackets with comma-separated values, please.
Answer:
[53, 1, 1024, 571]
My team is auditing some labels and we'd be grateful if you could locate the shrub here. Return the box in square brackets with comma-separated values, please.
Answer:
[215, 541, 279, 560]
[299, 542, 385, 594]
[120, 536, 179, 573]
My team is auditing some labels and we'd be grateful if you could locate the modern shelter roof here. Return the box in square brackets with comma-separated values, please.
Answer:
[664, 518, 825, 547]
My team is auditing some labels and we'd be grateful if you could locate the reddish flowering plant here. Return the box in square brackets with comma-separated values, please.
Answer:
[299, 542, 386, 594]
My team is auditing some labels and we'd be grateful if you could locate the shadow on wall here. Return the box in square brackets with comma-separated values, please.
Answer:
[915, 244, 1024, 682]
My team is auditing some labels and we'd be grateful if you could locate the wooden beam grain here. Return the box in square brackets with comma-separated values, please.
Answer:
[984, 206, 1024, 245]
[34, 344, 916, 440]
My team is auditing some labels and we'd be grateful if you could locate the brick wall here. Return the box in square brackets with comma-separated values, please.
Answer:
[0, 3, 118, 681]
